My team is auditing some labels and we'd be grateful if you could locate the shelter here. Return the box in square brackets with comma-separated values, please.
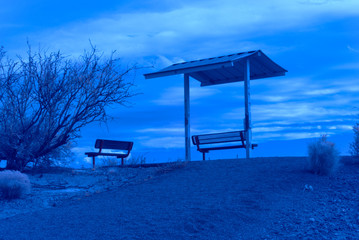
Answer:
[144, 50, 287, 161]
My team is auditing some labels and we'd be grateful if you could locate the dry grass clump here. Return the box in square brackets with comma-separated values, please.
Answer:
[155, 160, 188, 175]
[0, 170, 31, 200]
[127, 154, 147, 166]
[100, 157, 120, 167]
[307, 135, 339, 175]
[350, 123, 359, 163]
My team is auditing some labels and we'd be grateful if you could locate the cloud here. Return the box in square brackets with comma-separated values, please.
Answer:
[254, 132, 315, 141]
[308, 78, 359, 96]
[334, 62, 359, 70]
[225, 101, 356, 123]
[153, 86, 220, 106]
[252, 77, 311, 101]
[156, 55, 186, 68]
[140, 136, 184, 148]
[347, 45, 359, 54]
[20, 0, 359, 59]
[255, 103, 354, 121]
[281, 131, 332, 140]
[253, 126, 288, 133]
[304, 89, 340, 96]
[253, 95, 293, 103]
[328, 125, 353, 130]
[137, 127, 184, 134]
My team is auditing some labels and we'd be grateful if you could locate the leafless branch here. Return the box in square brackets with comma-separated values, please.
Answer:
[0, 45, 136, 171]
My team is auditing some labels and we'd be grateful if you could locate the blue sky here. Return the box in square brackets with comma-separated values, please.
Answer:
[1, 0, 359, 165]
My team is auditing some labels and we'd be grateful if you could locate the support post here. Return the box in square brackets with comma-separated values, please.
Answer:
[184, 74, 191, 161]
[244, 58, 252, 159]
[92, 156, 96, 171]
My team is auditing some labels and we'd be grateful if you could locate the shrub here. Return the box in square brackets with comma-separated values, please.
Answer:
[0, 170, 31, 199]
[128, 154, 147, 166]
[307, 135, 339, 175]
[100, 156, 120, 167]
[155, 159, 187, 175]
[350, 123, 359, 160]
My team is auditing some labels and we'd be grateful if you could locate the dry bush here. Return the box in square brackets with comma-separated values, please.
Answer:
[100, 157, 120, 167]
[0, 170, 31, 199]
[350, 123, 359, 162]
[128, 154, 147, 166]
[307, 135, 339, 175]
[155, 160, 187, 175]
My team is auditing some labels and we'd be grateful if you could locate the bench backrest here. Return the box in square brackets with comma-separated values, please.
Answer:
[95, 139, 133, 152]
[192, 131, 245, 145]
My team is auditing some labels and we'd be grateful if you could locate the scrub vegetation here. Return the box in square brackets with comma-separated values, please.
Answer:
[0, 170, 31, 199]
[307, 135, 339, 175]
[350, 122, 359, 162]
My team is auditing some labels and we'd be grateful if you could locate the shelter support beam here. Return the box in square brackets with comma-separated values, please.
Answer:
[184, 74, 191, 161]
[244, 58, 252, 159]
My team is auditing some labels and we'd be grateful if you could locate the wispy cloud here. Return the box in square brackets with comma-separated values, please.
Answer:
[255, 130, 336, 142]
[328, 125, 353, 130]
[137, 127, 184, 134]
[347, 45, 359, 54]
[304, 88, 340, 96]
[333, 62, 359, 70]
[225, 102, 356, 124]
[153, 86, 220, 106]
[140, 136, 184, 148]
[20, 0, 359, 59]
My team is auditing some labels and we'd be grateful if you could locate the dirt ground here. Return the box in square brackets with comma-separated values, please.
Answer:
[0, 163, 165, 219]
[1, 157, 359, 239]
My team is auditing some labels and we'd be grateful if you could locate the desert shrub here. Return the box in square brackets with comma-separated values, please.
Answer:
[128, 154, 147, 165]
[33, 143, 74, 169]
[350, 123, 359, 161]
[155, 159, 187, 175]
[307, 135, 339, 175]
[0, 170, 31, 199]
[100, 157, 120, 167]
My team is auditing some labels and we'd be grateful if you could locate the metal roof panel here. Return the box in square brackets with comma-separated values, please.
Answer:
[144, 50, 287, 85]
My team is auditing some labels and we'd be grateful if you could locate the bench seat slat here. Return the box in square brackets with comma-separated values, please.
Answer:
[199, 144, 246, 152]
[85, 152, 129, 158]
[198, 137, 244, 145]
[198, 143, 258, 153]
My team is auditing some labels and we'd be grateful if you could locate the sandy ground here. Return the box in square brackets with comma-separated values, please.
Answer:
[0, 157, 359, 239]
[0, 164, 165, 219]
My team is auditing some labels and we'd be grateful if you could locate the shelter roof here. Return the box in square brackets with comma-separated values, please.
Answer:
[144, 50, 287, 86]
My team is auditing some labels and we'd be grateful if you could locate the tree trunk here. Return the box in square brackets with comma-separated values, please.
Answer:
[5, 159, 23, 171]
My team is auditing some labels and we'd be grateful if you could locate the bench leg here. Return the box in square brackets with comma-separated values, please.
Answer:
[121, 158, 124, 166]
[92, 156, 96, 171]
[202, 152, 205, 161]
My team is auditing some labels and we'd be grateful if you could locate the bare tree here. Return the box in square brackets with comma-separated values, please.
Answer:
[0, 45, 136, 171]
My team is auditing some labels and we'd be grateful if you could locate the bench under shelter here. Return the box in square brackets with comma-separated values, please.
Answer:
[144, 50, 287, 161]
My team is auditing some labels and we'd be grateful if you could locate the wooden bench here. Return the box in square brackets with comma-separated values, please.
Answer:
[85, 139, 133, 170]
[192, 131, 258, 160]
